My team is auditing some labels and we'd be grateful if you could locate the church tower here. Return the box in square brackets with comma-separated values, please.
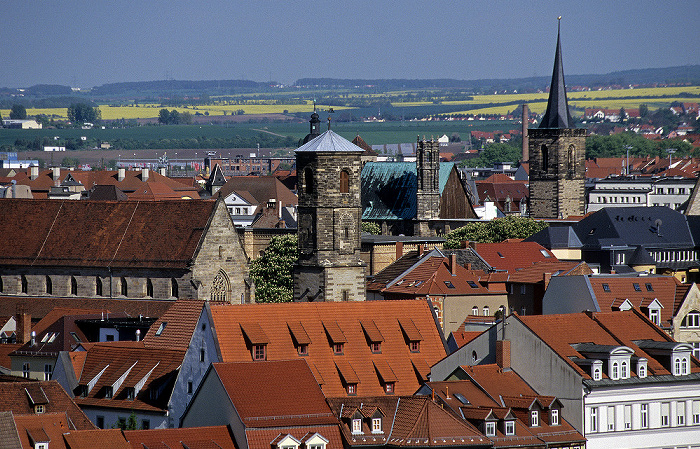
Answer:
[528, 18, 586, 219]
[294, 129, 366, 302]
[415, 137, 440, 236]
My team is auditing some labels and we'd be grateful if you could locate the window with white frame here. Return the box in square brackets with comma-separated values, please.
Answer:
[607, 407, 615, 431]
[372, 417, 382, 433]
[22, 363, 30, 378]
[621, 360, 628, 379]
[44, 364, 52, 381]
[661, 403, 670, 427]
[677, 402, 686, 425]
[352, 418, 362, 434]
[640, 403, 648, 428]
[483, 306, 490, 317]
[611, 361, 619, 380]
[637, 359, 647, 378]
[550, 409, 559, 426]
[505, 420, 515, 435]
[590, 407, 598, 432]
[682, 357, 689, 375]
[472, 306, 478, 316]
[485, 421, 496, 436]
[682, 312, 700, 328]
[693, 401, 700, 425]
[624, 405, 631, 429]
[530, 410, 539, 427]
[650, 309, 660, 325]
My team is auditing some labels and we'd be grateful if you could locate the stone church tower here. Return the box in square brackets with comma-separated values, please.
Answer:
[294, 129, 366, 301]
[415, 137, 440, 236]
[528, 19, 586, 219]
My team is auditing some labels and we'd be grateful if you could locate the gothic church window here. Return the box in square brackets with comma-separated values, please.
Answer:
[120, 277, 128, 297]
[541, 144, 549, 173]
[96, 277, 102, 296]
[71, 276, 78, 295]
[211, 270, 230, 302]
[568, 144, 576, 176]
[46, 276, 52, 295]
[171, 278, 178, 298]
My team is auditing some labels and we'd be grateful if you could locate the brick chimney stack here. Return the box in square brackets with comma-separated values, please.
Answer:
[496, 339, 511, 369]
[450, 253, 457, 276]
[396, 241, 404, 260]
[15, 312, 31, 345]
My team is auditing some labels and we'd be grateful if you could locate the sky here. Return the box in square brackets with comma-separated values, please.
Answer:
[2, 0, 699, 89]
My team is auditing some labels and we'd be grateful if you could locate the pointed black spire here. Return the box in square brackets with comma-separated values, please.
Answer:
[539, 17, 574, 129]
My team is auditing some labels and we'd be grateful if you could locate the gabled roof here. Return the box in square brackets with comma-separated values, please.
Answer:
[212, 360, 337, 428]
[123, 425, 236, 449]
[209, 300, 447, 397]
[361, 162, 457, 221]
[471, 241, 557, 274]
[246, 425, 344, 449]
[0, 380, 95, 430]
[63, 429, 131, 449]
[327, 396, 487, 447]
[71, 343, 185, 412]
[215, 175, 297, 208]
[13, 412, 72, 449]
[87, 185, 129, 201]
[0, 199, 218, 269]
[518, 309, 700, 379]
[524, 225, 583, 249]
[142, 300, 205, 352]
[508, 261, 591, 284]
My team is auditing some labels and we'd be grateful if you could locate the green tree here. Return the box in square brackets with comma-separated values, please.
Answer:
[460, 142, 521, 168]
[67, 103, 100, 123]
[361, 221, 381, 235]
[10, 104, 27, 120]
[639, 104, 649, 118]
[158, 108, 170, 124]
[444, 216, 549, 248]
[249, 234, 298, 303]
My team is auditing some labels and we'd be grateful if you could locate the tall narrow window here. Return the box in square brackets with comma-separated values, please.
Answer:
[590, 407, 598, 432]
[640, 403, 648, 428]
[71, 276, 78, 295]
[304, 167, 314, 195]
[45, 276, 52, 295]
[95, 277, 103, 296]
[146, 278, 153, 297]
[120, 277, 128, 296]
[171, 278, 178, 298]
[541, 144, 549, 173]
[339, 170, 349, 193]
[21, 275, 28, 294]
[568, 144, 576, 175]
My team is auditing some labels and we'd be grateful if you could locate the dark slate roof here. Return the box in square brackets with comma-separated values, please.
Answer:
[571, 206, 694, 250]
[539, 20, 574, 129]
[296, 130, 364, 153]
[87, 184, 129, 201]
[525, 225, 583, 249]
[361, 162, 454, 221]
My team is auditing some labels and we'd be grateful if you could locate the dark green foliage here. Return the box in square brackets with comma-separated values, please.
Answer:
[67, 103, 101, 123]
[249, 234, 298, 303]
[361, 221, 381, 235]
[444, 216, 549, 248]
[585, 132, 692, 158]
[460, 142, 522, 168]
[10, 104, 27, 120]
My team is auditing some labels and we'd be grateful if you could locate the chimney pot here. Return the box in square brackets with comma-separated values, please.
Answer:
[450, 253, 457, 276]
[496, 340, 511, 369]
[16, 312, 31, 344]
[396, 241, 404, 260]
[30, 166, 39, 180]
[118, 168, 126, 182]
[141, 168, 149, 182]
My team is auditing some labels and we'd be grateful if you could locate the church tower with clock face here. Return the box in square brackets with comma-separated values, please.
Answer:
[293, 129, 366, 302]
[528, 19, 586, 219]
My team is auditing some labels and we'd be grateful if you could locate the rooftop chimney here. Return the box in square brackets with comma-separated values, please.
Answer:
[496, 340, 511, 369]
[16, 312, 31, 344]
[396, 241, 404, 260]
[159, 167, 167, 176]
[52, 167, 61, 186]
[418, 244, 425, 257]
[30, 166, 39, 181]
[543, 272, 553, 289]
[141, 168, 149, 182]
[117, 168, 125, 182]
[449, 253, 458, 276]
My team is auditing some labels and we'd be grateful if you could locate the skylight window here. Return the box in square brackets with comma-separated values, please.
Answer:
[444, 281, 455, 289]
[155, 322, 167, 336]
[540, 249, 552, 258]
[633, 283, 641, 291]
[467, 281, 479, 289]
[602, 284, 610, 292]
[646, 283, 654, 292]
[497, 252, 505, 258]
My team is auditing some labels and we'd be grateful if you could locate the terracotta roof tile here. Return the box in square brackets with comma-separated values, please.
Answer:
[63, 429, 131, 449]
[123, 426, 236, 449]
[0, 199, 216, 269]
[472, 241, 557, 274]
[143, 300, 205, 351]
[212, 360, 337, 428]
[0, 380, 95, 430]
[245, 425, 344, 449]
[210, 301, 446, 397]
[13, 413, 71, 449]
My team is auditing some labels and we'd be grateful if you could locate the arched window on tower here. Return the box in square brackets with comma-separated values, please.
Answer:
[95, 277, 103, 296]
[171, 278, 179, 299]
[304, 167, 314, 195]
[541, 144, 549, 173]
[46, 276, 52, 295]
[71, 276, 78, 296]
[146, 278, 153, 298]
[120, 277, 128, 297]
[568, 144, 576, 176]
[340, 170, 349, 193]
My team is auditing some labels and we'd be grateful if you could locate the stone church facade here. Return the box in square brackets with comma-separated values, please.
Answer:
[528, 21, 586, 219]
[0, 199, 251, 303]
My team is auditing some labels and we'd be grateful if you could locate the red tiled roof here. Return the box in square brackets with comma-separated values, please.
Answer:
[213, 360, 337, 427]
[124, 426, 236, 449]
[245, 425, 344, 449]
[508, 261, 591, 284]
[210, 301, 447, 397]
[143, 300, 205, 351]
[0, 199, 217, 269]
[14, 412, 72, 449]
[449, 331, 482, 348]
[0, 297, 172, 323]
[0, 380, 95, 430]
[63, 429, 131, 449]
[472, 241, 557, 274]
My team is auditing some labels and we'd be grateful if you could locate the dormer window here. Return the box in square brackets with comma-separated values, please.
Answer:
[621, 360, 629, 379]
[649, 308, 660, 325]
[347, 383, 357, 395]
[384, 382, 394, 394]
[611, 361, 619, 380]
[472, 306, 478, 316]
[105, 386, 113, 399]
[371, 342, 381, 353]
[298, 344, 308, 356]
[505, 420, 515, 436]
[253, 344, 266, 361]
[550, 409, 559, 426]
[637, 359, 648, 378]
[352, 418, 362, 434]
[485, 421, 496, 436]
[372, 417, 382, 433]
[409, 341, 420, 353]
[126, 387, 135, 400]
[334, 343, 344, 354]
[35, 404, 44, 414]
[530, 410, 539, 427]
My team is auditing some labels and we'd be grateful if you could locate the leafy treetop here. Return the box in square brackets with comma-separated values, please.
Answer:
[249, 234, 297, 303]
[444, 216, 549, 248]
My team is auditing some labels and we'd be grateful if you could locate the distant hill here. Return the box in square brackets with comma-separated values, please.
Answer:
[90, 79, 269, 97]
[295, 65, 700, 92]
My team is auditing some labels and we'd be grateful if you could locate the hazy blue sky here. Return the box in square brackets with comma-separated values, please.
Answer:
[2, 0, 698, 88]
